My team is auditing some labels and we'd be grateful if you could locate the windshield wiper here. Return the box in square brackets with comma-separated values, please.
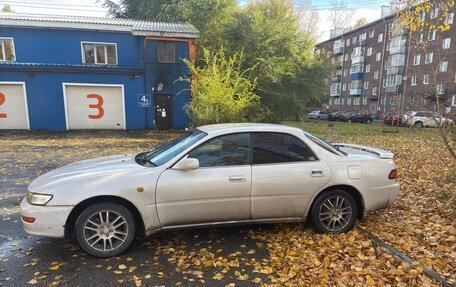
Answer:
[135, 152, 155, 166]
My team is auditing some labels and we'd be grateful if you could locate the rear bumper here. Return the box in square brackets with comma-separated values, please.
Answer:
[20, 198, 73, 238]
[386, 183, 400, 207]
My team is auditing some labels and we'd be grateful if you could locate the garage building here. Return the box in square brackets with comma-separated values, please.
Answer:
[0, 13, 199, 130]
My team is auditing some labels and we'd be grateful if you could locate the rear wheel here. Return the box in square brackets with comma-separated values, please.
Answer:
[310, 190, 357, 233]
[366, 119, 372, 124]
[75, 203, 136, 257]
[348, 119, 352, 123]
[414, 121, 423, 128]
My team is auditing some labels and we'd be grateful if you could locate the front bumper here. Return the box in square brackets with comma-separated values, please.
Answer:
[20, 198, 73, 238]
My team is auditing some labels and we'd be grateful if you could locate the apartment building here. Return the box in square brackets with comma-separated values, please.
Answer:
[316, 5, 456, 117]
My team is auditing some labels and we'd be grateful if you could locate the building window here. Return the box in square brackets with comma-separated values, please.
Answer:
[413, 54, 421, 65]
[423, 74, 430, 84]
[366, 64, 370, 73]
[376, 52, 381, 61]
[369, 30, 375, 38]
[442, 38, 451, 49]
[420, 11, 426, 21]
[452, 95, 456, 106]
[411, 75, 417, 85]
[409, 96, 415, 104]
[374, 71, 379, 79]
[350, 63, 363, 74]
[341, 98, 345, 105]
[342, 84, 347, 91]
[82, 42, 117, 65]
[445, 12, 454, 24]
[344, 53, 349, 61]
[428, 30, 436, 41]
[352, 36, 357, 44]
[0, 37, 16, 62]
[364, 81, 369, 89]
[418, 33, 424, 43]
[367, 47, 372, 56]
[430, 7, 439, 19]
[372, 87, 378, 95]
[437, 84, 444, 94]
[425, 52, 433, 64]
[440, 61, 448, 72]
[360, 33, 367, 41]
[334, 97, 340, 105]
[158, 41, 176, 63]
[347, 97, 352, 105]
[378, 33, 383, 42]
[346, 38, 350, 46]
[353, 97, 360, 105]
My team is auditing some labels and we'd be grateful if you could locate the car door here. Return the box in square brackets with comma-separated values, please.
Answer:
[156, 133, 252, 227]
[251, 132, 331, 220]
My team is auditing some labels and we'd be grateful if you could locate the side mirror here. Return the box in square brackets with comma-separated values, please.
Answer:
[175, 158, 199, 171]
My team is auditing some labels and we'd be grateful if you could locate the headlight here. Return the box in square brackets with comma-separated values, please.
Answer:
[26, 191, 53, 206]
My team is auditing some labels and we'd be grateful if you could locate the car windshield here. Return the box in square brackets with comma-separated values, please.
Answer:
[303, 131, 346, 156]
[145, 129, 207, 166]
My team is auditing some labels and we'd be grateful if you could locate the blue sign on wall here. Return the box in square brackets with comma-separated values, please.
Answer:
[138, 94, 152, 107]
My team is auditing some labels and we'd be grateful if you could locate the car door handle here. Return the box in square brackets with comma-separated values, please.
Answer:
[310, 170, 325, 177]
[229, 175, 246, 182]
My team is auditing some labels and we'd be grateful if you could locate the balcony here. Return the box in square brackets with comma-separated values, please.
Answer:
[391, 28, 407, 37]
[351, 55, 365, 64]
[389, 45, 406, 55]
[333, 46, 344, 55]
[350, 88, 362, 96]
[369, 95, 379, 100]
[386, 66, 404, 75]
[385, 84, 402, 93]
[330, 89, 341, 96]
[334, 58, 343, 68]
[331, 75, 342, 82]
[351, 72, 364, 80]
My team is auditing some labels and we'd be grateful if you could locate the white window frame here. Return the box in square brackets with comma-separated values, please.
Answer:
[413, 54, 421, 65]
[420, 11, 426, 21]
[378, 33, 383, 43]
[440, 61, 448, 72]
[0, 37, 16, 62]
[430, 7, 439, 19]
[372, 87, 378, 95]
[346, 38, 350, 46]
[367, 47, 372, 56]
[364, 81, 369, 89]
[353, 97, 360, 105]
[452, 95, 456, 106]
[342, 84, 347, 91]
[347, 97, 352, 105]
[374, 71, 379, 80]
[81, 41, 118, 65]
[376, 52, 381, 61]
[437, 84, 444, 94]
[428, 30, 436, 41]
[344, 53, 349, 61]
[442, 38, 451, 49]
[369, 30, 375, 38]
[425, 52, 433, 64]
[445, 12, 454, 24]
[423, 74, 430, 84]
[411, 75, 417, 85]
[365, 64, 370, 73]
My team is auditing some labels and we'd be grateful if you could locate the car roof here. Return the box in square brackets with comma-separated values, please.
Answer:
[197, 123, 303, 134]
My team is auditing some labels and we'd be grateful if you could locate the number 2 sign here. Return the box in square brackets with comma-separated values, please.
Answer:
[87, 94, 104, 119]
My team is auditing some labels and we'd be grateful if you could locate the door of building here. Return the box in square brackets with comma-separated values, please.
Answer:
[154, 94, 172, 130]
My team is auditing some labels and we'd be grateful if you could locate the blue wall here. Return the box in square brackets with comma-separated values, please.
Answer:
[0, 26, 193, 130]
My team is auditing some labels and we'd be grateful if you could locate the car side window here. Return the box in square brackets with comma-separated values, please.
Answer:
[252, 132, 316, 164]
[187, 133, 250, 167]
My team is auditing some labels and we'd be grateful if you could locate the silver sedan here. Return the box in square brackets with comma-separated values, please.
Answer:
[21, 123, 400, 257]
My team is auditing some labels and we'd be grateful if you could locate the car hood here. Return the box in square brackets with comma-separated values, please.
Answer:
[28, 154, 145, 193]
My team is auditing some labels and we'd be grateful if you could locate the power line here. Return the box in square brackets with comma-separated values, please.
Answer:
[3, 0, 104, 8]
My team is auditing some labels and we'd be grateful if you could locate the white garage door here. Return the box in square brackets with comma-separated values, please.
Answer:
[64, 84, 125, 130]
[0, 82, 30, 130]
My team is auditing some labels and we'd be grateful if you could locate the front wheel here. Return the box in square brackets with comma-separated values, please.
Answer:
[348, 119, 352, 123]
[75, 203, 136, 257]
[310, 190, 358, 233]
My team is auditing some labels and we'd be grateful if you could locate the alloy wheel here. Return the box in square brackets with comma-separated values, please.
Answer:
[83, 210, 128, 252]
[318, 195, 353, 232]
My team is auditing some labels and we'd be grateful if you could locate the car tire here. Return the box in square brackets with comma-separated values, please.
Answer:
[367, 119, 371, 124]
[310, 189, 358, 233]
[75, 202, 136, 258]
[348, 119, 352, 123]
[414, 121, 423, 128]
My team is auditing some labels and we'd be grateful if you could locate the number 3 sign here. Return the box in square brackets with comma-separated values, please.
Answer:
[87, 94, 104, 119]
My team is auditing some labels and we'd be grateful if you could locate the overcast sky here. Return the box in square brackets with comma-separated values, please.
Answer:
[1, 0, 391, 41]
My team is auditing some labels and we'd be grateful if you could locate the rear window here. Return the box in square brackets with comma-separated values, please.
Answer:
[303, 131, 345, 156]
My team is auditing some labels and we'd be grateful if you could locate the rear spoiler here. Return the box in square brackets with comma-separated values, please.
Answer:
[332, 143, 394, 159]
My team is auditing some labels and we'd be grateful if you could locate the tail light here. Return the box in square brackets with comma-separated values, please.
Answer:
[388, 169, 398, 180]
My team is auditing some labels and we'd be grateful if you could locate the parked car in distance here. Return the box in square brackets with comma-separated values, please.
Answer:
[340, 112, 373, 124]
[308, 111, 328, 120]
[21, 123, 400, 257]
[402, 111, 454, 128]
[383, 112, 402, 126]
[328, 111, 345, 121]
